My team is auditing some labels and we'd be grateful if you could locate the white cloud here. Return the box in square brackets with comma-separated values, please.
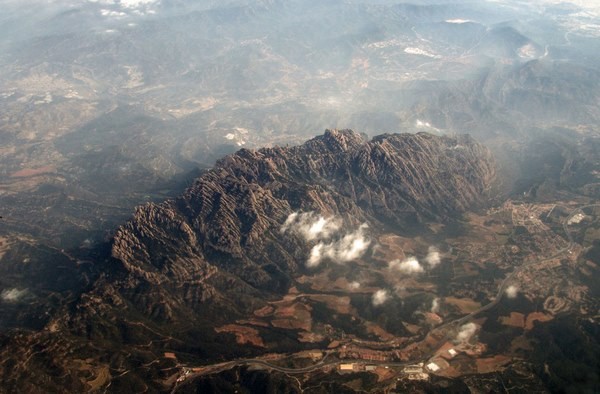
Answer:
[119, 0, 158, 8]
[456, 322, 478, 343]
[281, 212, 341, 241]
[1, 288, 28, 303]
[281, 212, 370, 268]
[372, 289, 389, 306]
[307, 243, 324, 268]
[349, 281, 361, 290]
[389, 256, 424, 274]
[425, 246, 441, 268]
[100, 8, 127, 17]
[505, 285, 518, 299]
[431, 297, 441, 313]
[307, 224, 370, 267]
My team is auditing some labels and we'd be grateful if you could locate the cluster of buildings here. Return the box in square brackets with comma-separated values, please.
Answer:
[339, 363, 380, 373]
[339, 347, 390, 362]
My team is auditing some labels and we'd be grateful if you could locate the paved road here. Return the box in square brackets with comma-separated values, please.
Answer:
[174, 204, 599, 388]
[443, 203, 600, 329]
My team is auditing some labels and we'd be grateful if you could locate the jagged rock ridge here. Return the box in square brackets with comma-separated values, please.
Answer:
[110, 129, 495, 320]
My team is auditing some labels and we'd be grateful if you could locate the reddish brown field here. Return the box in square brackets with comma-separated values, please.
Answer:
[236, 319, 270, 328]
[215, 324, 265, 347]
[11, 166, 55, 178]
[424, 312, 443, 325]
[476, 355, 511, 374]
[525, 312, 553, 330]
[445, 297, 481, 313]
[298, 331, 325, 343]
[253, 305, 274, 317]
[297, 272, 346, 291]
[500, 312, 525, 328]
[375, 234, 415, 262]
[372, 366, 396, 382]
[365, 322, 395, 341]
[436, 364, 463, 378]
[435, 342, 457, 360]
[327, 340, 341, 349]
[510, 336, 533, 352]
[271, 302, 312, 331]
[306, 294, 353, 314]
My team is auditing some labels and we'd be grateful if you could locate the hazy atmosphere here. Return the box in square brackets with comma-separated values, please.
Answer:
[1, 0, 599, 392]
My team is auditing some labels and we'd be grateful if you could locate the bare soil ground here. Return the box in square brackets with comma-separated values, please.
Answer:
[215, 324, 265, 347]
[445, 297, 482, 314]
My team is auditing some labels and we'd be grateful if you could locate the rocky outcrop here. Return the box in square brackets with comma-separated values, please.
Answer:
[109, 129, 495, 321]
[0, 130, 496, 392]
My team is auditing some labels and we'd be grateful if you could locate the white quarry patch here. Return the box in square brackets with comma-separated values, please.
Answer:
[567, 213, 586, 225]
[404, 47, 441, 59]
[223, 128, 249, 145]
[366, 39, 402, 49]
[445, 19, 472, 24]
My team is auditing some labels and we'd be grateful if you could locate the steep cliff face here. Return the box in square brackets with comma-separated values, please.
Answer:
[109, 129, 495, 321]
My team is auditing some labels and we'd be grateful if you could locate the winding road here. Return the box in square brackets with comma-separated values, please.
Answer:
[174, 204, 599, 389]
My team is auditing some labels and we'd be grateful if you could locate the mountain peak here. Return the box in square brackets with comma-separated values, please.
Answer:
[320, 129, 367, 152]
[110, 130, 495, 303]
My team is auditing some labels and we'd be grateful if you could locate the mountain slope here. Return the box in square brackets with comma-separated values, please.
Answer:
[0, 129, 496, 392]
[109, 129, 495, 320]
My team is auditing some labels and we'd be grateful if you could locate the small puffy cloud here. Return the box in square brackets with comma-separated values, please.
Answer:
[456, 322, 477, 343]
[281, 212, 370, 268]
[307, 224, 370, 267]
[372, 289, 389, 306]
[281, 212, 341, 241]
[505, 285, 518, 299]
[307, 243, 324, 268]
[349, 281, 361, 290]
[425, 246, 441, 268]
[1, 288, 28, 303]
[100, 8, 127, 17]
[431, 297, 440, 313]
[119, 0, 159, 8]
[389, 256, 424, 274]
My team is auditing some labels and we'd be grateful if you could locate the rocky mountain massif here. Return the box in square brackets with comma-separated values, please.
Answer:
[0, 130, 495, 392]
[109, 129, 495, 319]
